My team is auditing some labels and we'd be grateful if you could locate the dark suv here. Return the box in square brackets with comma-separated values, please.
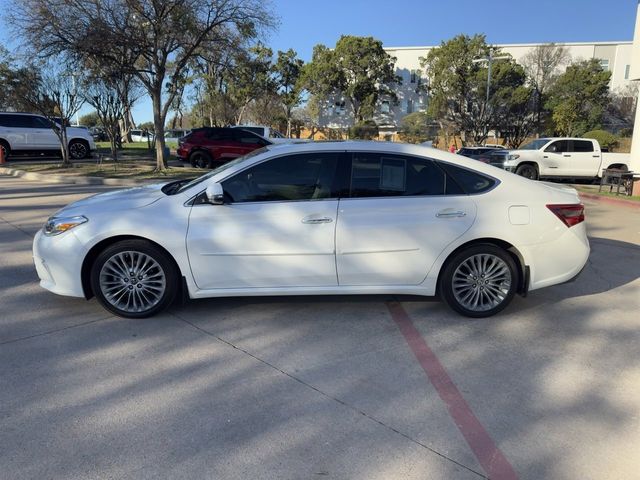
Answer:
[177, 127, 272, 168]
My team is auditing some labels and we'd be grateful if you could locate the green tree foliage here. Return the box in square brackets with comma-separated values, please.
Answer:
[398, 112, 435, 144]
[421, 34, 490, 144]
[349, 120, 379, 139]
[583, 129, 620, 151]
[274, 49, 304, 137]
[79, 111, 101, 127]
[545, 59, 611, 136]
[422, 34, 535, 146]
[302, 36, 399, 122]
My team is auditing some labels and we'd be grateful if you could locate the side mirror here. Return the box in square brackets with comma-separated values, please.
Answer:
[205, 183, 225, 205]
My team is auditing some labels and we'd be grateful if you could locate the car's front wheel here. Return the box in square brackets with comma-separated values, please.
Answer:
[439, 245, 518, 318]
[189, 150, 212, 169]
[515, 163, 538, 180]
[90, 239, 179, 318]
[69, 140, 90, 159]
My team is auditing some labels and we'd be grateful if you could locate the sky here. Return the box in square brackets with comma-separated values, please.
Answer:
[0, 0, 637, 123]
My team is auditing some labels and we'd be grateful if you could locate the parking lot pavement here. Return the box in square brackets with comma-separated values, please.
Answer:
[1, 174, 639, 480]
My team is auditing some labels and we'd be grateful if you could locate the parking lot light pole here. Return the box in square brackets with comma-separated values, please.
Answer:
[473, 51, 510, 105]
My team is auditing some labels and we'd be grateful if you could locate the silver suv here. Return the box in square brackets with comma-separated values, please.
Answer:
[0, 112, 96, 159]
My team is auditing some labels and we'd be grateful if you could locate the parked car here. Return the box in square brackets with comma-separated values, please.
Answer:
[0, 112, 95, 159]
[165, 129, 190, 144]
[130, 129, 154, 142]
[177, 127, 271, 168]
[457, 146, 503, 163]
[497, 138, 630, 180]
[33, 141, 589, 319]
[231, 125, 288, 142]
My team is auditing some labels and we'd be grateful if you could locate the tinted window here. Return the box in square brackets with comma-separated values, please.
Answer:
[570, 140, 594, 152]
[438, 162, 496, 194]
[236, 126, 263, 135]
[349, 153, 446, 198]
[234, 130, 265, 145]
[221, 153, 340, 203]
[206, 128, 234, 141]
[0, 114, 33, 128]
[545, 140, 568, 153]
[32, 116, 51, 128]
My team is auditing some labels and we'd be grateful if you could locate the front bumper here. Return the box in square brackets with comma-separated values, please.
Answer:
[33, 228, 87, 298]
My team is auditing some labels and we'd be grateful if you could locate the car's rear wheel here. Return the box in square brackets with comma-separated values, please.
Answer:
[189, 150, 212, 169]
[69, 139, 90, 159]
[440, 245, 518, 318]
[515, 163, 538, 180]
[90, 240, 179, 318]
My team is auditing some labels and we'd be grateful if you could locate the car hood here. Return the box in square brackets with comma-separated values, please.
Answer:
[53, 183, 167, 217]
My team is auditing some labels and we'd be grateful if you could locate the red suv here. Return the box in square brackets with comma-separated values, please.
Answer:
[177, 127, 272, 168]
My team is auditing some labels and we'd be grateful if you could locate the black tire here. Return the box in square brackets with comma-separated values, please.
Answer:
[189, 150, 212, 169]
[69, 139, 90, 159]
[0, 141, 10, 160]
[515, 163, 538, 180]
[90, 239, 179, 319]
[439, 244, 519, 318]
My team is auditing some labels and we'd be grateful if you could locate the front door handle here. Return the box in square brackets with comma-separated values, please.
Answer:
[563, 154, 572, 157]
[436, 210, 467, 218]
[302, 216, 333, 224]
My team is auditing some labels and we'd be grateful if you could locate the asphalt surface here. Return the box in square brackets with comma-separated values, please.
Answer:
[1, 174, 639, 480]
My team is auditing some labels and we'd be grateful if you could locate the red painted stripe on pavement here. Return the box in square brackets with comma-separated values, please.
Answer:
[387, 301, 519, 480]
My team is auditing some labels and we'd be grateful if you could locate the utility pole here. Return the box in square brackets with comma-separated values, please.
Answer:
[473, 49, 509, 143]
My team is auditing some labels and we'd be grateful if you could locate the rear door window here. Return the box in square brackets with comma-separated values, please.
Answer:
[569, 140, 594, 152]
[349, 153, 447, 198]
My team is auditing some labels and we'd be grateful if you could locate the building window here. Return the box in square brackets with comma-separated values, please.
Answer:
[406, 99, 413, 114]
[625, 64, 631, 80]
[410, 70, 417, 84]
[334, 101, 346, 115]
[380, 100, 390, 114]
[598, 59, 610, 71]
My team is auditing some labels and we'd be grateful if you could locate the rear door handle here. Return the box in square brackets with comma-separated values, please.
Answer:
[302, 216, 333, 224]
[563, 154, 571, 157]
[436, 210, 467, 218]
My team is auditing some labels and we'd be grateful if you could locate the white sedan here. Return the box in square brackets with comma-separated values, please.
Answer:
[33, 142, 590, 318]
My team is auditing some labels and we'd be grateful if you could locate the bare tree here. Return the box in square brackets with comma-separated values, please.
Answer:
[11, 0, 276, 171]
[520, 43, 570, 134]
[19, 62, 85, 166]
[84, 75, 128, 162]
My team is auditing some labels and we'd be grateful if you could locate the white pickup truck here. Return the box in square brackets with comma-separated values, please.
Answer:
[493, 137, 630, 180]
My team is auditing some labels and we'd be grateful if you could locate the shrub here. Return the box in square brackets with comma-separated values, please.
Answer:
[349, 120, 379, 140]
[583, 129, 620, 152]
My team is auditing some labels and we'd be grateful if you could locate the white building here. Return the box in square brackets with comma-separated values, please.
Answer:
[320, 41, 633, 136]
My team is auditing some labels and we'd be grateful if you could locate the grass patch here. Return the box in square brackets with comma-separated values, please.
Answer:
[574, 185, 640, 201]
[7, 161, 204, 181]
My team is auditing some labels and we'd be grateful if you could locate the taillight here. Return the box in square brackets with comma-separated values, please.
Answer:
[546, 204, 585, 227]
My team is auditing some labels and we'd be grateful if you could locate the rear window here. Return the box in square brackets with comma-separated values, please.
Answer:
[571, 140, 594, 152]
[438, 162, 497, 194]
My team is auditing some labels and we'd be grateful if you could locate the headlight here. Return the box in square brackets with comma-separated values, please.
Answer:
[43, 215, 88, 236]
[507, 154, 520, 160]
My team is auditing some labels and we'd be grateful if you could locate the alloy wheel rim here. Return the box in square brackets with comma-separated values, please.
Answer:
[99, 251, 166, 313]
[452, 254, 511, 312]
[70, 143, 87, 158]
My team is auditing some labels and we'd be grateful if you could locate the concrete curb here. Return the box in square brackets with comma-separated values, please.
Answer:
[0, 166, 162, 187]
[578, 192, 640, 209]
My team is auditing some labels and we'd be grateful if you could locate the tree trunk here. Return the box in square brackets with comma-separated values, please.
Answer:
[151, 88, 167, 171]
[60, 127, 71, 167]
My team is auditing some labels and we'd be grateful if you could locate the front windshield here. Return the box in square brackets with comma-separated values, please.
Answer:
[520, 138, 550, 150]
[176, 147, 269, 194]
